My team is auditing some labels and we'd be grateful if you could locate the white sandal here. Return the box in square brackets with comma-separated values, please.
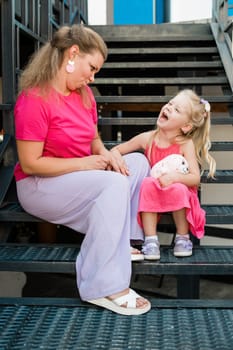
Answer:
[87, 288, 151, 315]
[130, 246, 144, 261]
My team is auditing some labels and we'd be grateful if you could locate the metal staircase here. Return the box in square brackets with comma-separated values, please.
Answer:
[1, 1, 233, 349]
[90, 21, 233, 236]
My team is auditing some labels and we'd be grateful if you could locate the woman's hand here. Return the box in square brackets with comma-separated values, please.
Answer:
[91, 131, 128, 174]
[81, 155, 110, 170]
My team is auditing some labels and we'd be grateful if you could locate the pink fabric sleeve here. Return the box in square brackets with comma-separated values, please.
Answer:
[14, 92, 50, 141]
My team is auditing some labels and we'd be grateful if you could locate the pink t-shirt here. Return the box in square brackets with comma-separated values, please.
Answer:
[14, 87, 97, 181]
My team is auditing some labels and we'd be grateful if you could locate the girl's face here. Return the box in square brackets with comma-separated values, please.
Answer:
[66, 49, 104, 91]
[157, 93, 191, 132]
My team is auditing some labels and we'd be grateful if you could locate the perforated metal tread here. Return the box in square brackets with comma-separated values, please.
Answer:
[93, 76, 228, 85]
[1, 202, 233, 224]
[1, 244, 233, 275]
[0, 298, 233, 350]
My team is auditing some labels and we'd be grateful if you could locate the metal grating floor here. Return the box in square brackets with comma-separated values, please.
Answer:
[0, 299, 233, 350]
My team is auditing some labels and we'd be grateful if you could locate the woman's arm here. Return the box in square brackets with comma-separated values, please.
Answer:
[91, 128, 130, 175]
[16, 139, 110, 177]
[91, 128, 109, 157]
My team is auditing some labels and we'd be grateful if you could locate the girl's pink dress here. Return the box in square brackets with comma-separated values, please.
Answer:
[137, 142, 205, 239]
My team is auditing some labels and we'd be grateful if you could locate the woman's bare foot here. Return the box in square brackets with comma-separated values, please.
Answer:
[130, 246, 144, 261]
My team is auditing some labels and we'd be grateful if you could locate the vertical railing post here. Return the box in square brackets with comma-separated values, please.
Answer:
[1, 0, 16, 165]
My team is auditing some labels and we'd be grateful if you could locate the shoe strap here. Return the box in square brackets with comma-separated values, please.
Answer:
[113, 289, 139, 308]
[175, 237, 193, 248]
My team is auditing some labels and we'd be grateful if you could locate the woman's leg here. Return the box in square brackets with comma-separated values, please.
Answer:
[123, 152, 150, 240]
[17, 171, 132, 300]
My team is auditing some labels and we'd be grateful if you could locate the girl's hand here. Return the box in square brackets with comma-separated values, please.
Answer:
[108, 148, 130, 175]
[158, 172, 180, 187]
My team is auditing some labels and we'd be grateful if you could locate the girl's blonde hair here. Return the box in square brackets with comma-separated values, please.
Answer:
[18, 24, 108, 105]
[148, 89, 216, 178]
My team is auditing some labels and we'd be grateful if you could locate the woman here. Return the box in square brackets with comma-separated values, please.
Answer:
[14, 24, 151, 315]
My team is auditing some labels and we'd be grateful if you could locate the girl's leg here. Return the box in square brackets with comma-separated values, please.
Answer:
[137, 175, 161, 260]
[172, 208, 189, 234]
[140, 211, 160, 260]
[172, 208, 193, 257]
[141, 212, 158, 237]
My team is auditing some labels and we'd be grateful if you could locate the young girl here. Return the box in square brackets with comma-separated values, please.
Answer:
[111, 89, 216, 260]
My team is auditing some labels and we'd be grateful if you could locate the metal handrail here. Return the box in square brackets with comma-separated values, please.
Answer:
[212, 0, 233, 57]
[211, 0, 233, 91]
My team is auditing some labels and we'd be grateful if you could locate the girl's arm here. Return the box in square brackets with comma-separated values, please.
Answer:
[181, 140, 201, 186]
[108, 131, 151, 175]
[111, 131, 152, 155]
[159, 140, 200, 188]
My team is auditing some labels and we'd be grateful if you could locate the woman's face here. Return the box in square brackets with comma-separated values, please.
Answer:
[157, 93, 191, 131]
[66, 50, 104, 91]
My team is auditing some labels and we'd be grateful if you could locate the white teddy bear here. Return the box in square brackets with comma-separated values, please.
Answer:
[150, 154, 189, 178]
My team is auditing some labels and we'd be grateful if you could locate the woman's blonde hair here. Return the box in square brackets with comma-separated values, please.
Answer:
[18, 24, 108, 104]
[148, 89, 216, 178]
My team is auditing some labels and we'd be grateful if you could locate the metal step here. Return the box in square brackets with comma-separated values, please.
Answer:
[94, 76, 228, 85]
[108, 47, 219, 55]
[103, 140, 233, 152]
[0, 204, 233, 225]
[0, 203, 42, 222]
[202, 170, 233, 183]
[91, 23, 214, 40]
[0, 103, 13, 111]
[96, 95, 233, 104]
[98, 117, 233, 127]
[1, 298, 233, 350]
[102, 61, 223, 69]
[211, 142, 233, 151]
[0, 166, 14, 206]
[0, 134, 11, 162]
[0, 244, 233, 275]
[203, 205, 233, 225]
[102, 34, 214, 42]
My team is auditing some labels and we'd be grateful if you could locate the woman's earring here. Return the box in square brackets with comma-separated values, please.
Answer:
[66, 60, 75, 73]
